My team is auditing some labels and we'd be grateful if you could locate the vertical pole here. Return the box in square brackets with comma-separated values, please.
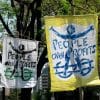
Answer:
[79, 88, 84, 100]
[2, 87, 5, 100]
[16, 89, 18, 100]
[99, 94, 100, 100]
[51, 92, 55, 100]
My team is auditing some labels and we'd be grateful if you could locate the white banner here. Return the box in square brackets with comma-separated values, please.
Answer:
[2, 36, 38, 88]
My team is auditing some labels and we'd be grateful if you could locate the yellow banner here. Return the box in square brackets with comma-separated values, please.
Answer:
[45, 15, 99, 92]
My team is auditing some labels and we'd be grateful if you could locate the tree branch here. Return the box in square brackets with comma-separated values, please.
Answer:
[20, 3, 24, 34]
[24, 0, 37, 38]
[23, 6, 30, 34]
[36, 0, 42, 41]
[0, 14, 15, 37]
[68, 0, 94, 13]
[11, 0, 15, 7]
[14, 0, 30, 6]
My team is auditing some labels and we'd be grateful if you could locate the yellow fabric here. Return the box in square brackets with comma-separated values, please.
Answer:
[44, 15, 99, 92]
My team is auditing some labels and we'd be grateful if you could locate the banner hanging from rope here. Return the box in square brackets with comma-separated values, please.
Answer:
[2, 36, 38, 88]
[45, 15, 99, 91]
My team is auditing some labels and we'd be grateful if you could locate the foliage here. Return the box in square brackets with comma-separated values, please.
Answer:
[73, 0, 100, 14]
[8, 89, 21, 100]
[41, 0, 70, 16]
[0, 0, 100, 39]
[41, 0, 100, 16]
[0, 0, 100, 100]
[0, 1, 15, 15]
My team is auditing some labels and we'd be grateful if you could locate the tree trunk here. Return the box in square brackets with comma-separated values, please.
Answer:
[20, 0, 42, 100]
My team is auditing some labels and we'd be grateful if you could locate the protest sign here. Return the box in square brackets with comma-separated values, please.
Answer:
[2, 36, 38, 88]
[45, 15, 99, 91]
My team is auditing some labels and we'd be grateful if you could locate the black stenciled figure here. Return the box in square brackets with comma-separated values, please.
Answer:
[9, 42, 36, 80]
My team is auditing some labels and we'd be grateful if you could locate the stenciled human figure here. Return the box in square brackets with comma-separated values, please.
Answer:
[49, 24, 94, 78]
[9, 42, 36, 79]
